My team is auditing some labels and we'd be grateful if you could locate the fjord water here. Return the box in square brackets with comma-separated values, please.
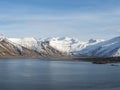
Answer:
[0, 59, 120, 90]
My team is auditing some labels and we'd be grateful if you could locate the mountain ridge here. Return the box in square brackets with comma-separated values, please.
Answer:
[0, 34, 120, 58]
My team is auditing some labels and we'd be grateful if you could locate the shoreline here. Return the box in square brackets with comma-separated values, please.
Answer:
[73, 57, 120, 64]
[0, 55, 120, 64]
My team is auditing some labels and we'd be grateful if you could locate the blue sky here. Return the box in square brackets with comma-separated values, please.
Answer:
[0, 0, 120, 41]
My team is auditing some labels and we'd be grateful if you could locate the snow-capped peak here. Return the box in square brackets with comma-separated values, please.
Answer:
[48, 37, 87, 54]
[0, 34, 5, 42]
[75, 36, 120, 57]
[88, 39, 104, 44]
[9, 37, 38, 50]
[7, 35, 120, 57]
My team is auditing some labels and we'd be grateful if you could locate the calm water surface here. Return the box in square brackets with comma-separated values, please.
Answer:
[0, 58, 120, 90]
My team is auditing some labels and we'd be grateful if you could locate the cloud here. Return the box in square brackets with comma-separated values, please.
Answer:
[0, 4, 120, 40]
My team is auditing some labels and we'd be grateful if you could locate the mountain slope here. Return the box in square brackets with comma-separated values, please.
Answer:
[0, 39, 20, 56]
[0, 36, 41, 57]
[74, 36, 120, 57]
[47, 37, 104, 54]
[9, 37, 64, 57]
[45, 36, 120, 57]
[3, 35, 120, 58]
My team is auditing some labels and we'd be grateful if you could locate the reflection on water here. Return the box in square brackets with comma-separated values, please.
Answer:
[0, 58, 120, 90]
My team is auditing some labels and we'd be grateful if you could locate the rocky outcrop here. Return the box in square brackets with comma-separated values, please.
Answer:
[0, 39, 19, 56]
[37, 41, 64, 57]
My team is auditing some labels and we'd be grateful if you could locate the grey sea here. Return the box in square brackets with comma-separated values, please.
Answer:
[0, 58, 120, 90]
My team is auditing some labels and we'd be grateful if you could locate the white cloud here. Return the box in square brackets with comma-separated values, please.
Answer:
[0, 6, 120, 40]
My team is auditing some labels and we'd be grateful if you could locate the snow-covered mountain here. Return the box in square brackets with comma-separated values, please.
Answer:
[74, 36, 120, 57]
[9, 37, 63, 56]
[47, 37, 103, 54]
[46, 37, 120, 57]
[0, 35, 40, 57]
[9, 37, 38, 50]
[44, 37, 86, 54]
[0, 34, 119, 58]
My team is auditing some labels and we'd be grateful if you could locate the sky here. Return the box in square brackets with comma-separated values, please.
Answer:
[0, 0, 120, 41]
